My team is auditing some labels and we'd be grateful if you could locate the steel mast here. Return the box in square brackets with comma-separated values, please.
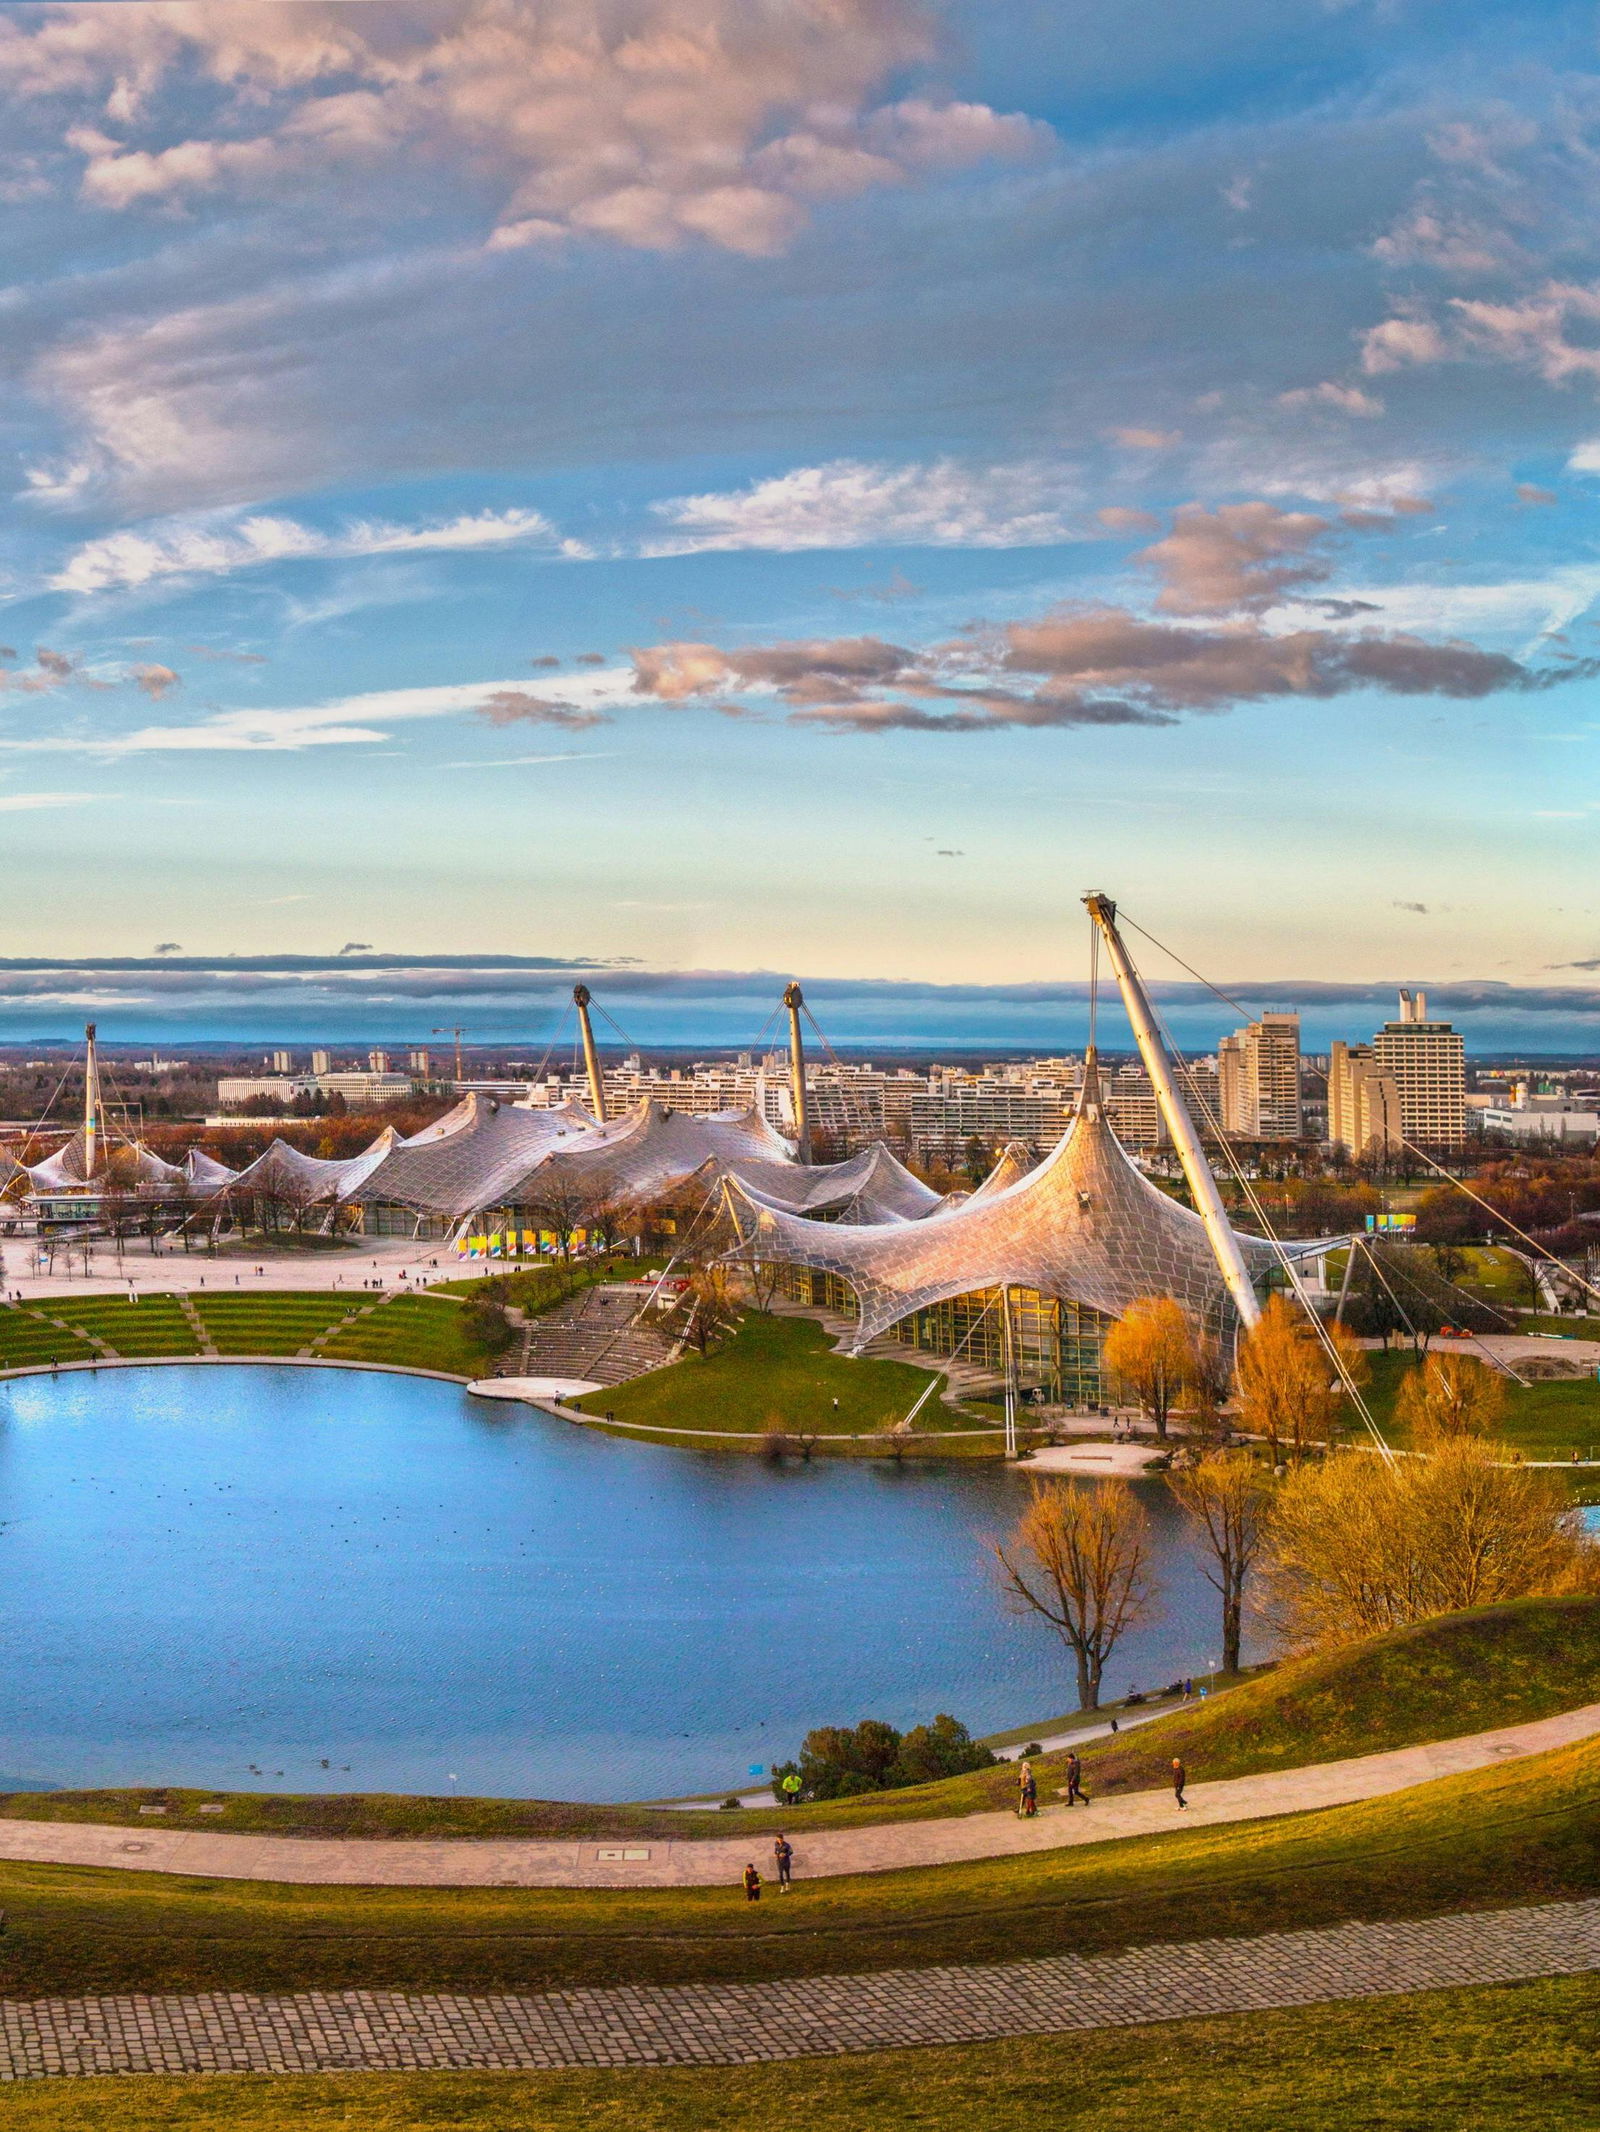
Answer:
[782, 982, 812, 1163]
[82, 1020, 102, 1181]
[572, 985, 608, 1123]
[1082, 895, 1261, 1330]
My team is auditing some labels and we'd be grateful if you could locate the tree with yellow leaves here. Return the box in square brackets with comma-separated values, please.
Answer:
[1259, 1439, 1597, 1651]
[1170, 1449, 1272, 1674]
[1102, 1296, 1202, 1441]
[1232, 1293, 1369, 1463]
[1394, 1352, 1508, 1446]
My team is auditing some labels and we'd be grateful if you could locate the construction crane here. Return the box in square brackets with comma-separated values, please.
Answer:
[432, 1026, 466, 1085]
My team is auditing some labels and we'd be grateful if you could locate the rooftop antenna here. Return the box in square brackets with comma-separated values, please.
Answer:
[782, 981, 812, 1163]
[572, 984, 608, 1123]
[1083, 894, 1261, 1329]
[82, 1021, 102, 1181]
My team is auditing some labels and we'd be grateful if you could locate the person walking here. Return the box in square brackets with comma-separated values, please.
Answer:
[742, 1862, 762, 1902]
[1017, 1760, 1037, 1818]
[773, 1834, 793, 1891]
[1172, 1758, 1188, 1809]
[1064, 1752, 1088, 1807]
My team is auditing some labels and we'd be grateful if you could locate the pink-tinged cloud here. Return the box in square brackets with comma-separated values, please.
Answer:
[1137, 502, 1332, 614]
[475, 689, 608, 729]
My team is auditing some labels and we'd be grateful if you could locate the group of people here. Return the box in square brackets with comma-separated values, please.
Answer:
[742, 1834, 794, 1900]
[740, 1747, 1194, 1900]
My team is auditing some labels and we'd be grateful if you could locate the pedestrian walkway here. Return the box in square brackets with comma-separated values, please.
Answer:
[2, 1898, 1595, 2080]
[0, 1702, 1594, 1889]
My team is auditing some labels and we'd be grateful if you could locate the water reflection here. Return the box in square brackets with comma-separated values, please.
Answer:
[0, 1366, 1253, 1800]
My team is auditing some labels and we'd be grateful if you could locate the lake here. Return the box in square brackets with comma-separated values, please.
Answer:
[0, 1364, 1251, 1801]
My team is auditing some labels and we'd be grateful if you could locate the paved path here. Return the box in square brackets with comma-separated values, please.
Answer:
[1, 1702, 1594, 1890]
[2, 1898, 1596, 2079]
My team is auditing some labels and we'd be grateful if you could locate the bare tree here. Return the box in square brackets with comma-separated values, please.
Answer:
[993, 1479, 1160, 1710]
[1170, 1450, 1272, 1675]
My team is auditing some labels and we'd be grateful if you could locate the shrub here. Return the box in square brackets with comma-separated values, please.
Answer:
[771, 1713, 995, 1802]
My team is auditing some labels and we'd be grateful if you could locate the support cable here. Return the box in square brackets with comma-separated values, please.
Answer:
[1124, 927, 1392, 1458]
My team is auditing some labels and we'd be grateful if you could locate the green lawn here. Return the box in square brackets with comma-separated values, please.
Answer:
[42, 1296, 201, 1358]
[7, 1976, 1593, 2131]
[571, 1309, 980, 1443]
[0, 1724, 1593, 2002]
[318, 1293, 489, 1376]
[8, 1597, 1589, 1843]
[0, 1305, 99, 1368]
[1362, 1347, 1600, 1460]
[1068, 1595, 1600, 1798]
[190, 1292, 370, 1354]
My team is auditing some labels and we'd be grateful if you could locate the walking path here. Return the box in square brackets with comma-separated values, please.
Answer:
[1, 1702, 1594, 1890]
[2, 1898, 1596, 2080]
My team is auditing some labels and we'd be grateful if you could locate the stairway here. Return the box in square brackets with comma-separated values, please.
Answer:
[513, 1285, 673, 1388]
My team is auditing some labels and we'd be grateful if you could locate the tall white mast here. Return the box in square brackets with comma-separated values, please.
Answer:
[782, 982, 812, 1163]
[1082, 895, 1261, 1329]
[82, 1020, 101, 1181]
[572, 985, 608, 1123]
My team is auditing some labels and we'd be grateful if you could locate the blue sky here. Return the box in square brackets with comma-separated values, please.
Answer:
[2, 0, 1600, 1046]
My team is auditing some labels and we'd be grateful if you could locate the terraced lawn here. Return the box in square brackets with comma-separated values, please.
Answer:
[317, 1293, 486, 1376]
[189, 1293, 370, 1354]
[42, 1296, 201, 1357]
[0, 1305, 99, 1369]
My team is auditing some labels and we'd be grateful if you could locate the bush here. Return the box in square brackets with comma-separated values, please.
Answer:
[460, 1296, 515, 1357]
[771, 1713, 996, 1802]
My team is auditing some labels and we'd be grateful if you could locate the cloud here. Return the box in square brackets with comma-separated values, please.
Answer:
[339, 944, 373, 956]
[1516, 483, 1557, 505]
[152, 942, 181, 954]
[474, 689, 608, 730]
[51, 507, 573, 593]
[642, 458, 1082, 554]
[1360, 315, 1450, 374]
[129, 662, 178, 698]
[0, 791, 101, 812]
[1137, 502, 1333, 615]
[627, 597, 1553, 736]
[1277, 382, 1384, 419]
[0, 672, 635, 754]
[1108, 427, 1182, 450]
[0, 0, 1041, 259]
[1393, 900, 1430, 914]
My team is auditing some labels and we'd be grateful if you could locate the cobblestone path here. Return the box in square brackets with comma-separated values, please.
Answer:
[2, 1899, 1596, 2079]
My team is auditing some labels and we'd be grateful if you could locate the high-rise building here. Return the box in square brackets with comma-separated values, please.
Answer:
[368, 1049, 390, 1075]
[408, 1048, 431, 1075]
[271, 1049, 292, 1074]
[1370, 990, 1465, 1148]
[1217, 1011, 1302, 1140]
[310, 1049, 331, 1076]
[1327, 1041, 1403, 1157]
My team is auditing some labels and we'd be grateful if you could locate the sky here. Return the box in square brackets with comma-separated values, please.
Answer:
[2, 0, 1600, 1048]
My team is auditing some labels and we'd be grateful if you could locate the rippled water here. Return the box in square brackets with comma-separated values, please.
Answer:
[0, 1365, 1250, 1801]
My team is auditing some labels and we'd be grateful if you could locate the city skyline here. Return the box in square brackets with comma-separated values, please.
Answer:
[1, 1, 1599, 1015]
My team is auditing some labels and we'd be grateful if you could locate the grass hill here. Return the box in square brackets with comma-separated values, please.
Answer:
[1070, 1594, 1600, 1798]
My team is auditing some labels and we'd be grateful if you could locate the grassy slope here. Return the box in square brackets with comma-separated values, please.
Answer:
[0, 1727, 1593, 2002]
[8, 1595, 1592, 1842]
[318, 1293, 487, 1376]
[1068, 1596, 1600, 1797]
[571, 1309, 981, 1440]
[0, 1305, 98, 1367]
[1362, 1346, 1600, 1460]
[42, 1297, 200, 1357]
[8, 1978, 1595, 2132]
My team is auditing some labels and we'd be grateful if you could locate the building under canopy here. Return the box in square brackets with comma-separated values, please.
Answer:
[724, 1064, 1281, 1355]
